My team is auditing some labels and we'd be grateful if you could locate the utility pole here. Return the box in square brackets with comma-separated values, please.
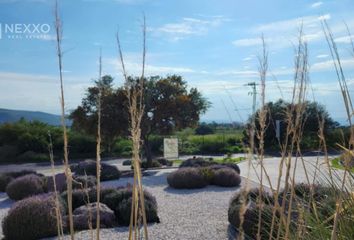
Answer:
[245, 82, 258, 160]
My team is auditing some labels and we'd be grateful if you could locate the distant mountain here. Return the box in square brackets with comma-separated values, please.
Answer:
[0, 108, 71, 126]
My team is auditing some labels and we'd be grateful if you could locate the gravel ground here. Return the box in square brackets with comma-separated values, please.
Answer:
[0, 168, 258, 240]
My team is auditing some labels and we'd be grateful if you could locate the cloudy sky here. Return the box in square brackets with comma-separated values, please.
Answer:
[0, 0, 353, 124]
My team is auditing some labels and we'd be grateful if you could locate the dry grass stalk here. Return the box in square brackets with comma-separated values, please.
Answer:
[48, 132, 64, 240]
[96, 48, 103, 240]
[54, 1, 75, 239]
[322, 20, 354, 240]
[284, 31, 309, 240]
[265, 28, 310, 240]
[116, 15, 149, 240]
[255, 35, 268, 240]
[81, 174, 94, 240]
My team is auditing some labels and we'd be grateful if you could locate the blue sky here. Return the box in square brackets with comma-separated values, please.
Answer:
[0, 0, 353, 124]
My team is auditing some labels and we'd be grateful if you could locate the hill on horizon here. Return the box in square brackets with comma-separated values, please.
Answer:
[0, 108, 71, 126]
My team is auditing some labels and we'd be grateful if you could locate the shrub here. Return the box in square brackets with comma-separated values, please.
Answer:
[0, 170, 43, 192]
[141, 160, 162, 168]
[222, 163, 241, 174]
[211, 168, 241, 187]
[46, 173, 67, 193]
[167, 168, 208, 189]
[61, 187, 118, 210]
[0, 174, 14, 192]
[228, 201, 276, 239]
[224, 145, 243, 154]
[156, 158, 173, 166]
[6, 174, 46, 200]
[122, 159, 132, 166]
[199, 167, 215, 184]
[113, 138, 132, 156]
[208, 163, 241, 175]
[180, 157, 241, 174]
[102, 188, 159, 225]
[179, 157, 214, 168]
[5, 169, 39, 178]
[72, 175, 97, 189]
[278, 183, 339, 220]
[117, 196, 160, 225]
[228, 188, 277, 239]
[72, 202, 115, 230]
[2, 193, 65, 240]
[74, 160, 121, 181]
[61, 188, 97, 210]
[230, 188, 274, 206]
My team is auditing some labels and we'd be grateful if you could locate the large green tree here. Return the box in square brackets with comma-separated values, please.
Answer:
[70, 75, 209, 164]
[70, 75, 129, 153]
[244, 99, 339, 150]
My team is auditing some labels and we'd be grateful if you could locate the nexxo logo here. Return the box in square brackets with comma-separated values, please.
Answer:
[0, 23, 51, 40]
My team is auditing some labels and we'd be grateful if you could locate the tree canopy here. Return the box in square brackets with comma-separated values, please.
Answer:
[70, 74, 210, 162]
[244, 99, 339, 150]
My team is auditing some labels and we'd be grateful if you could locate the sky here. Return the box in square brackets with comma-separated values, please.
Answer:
[0, 0, 353, 124]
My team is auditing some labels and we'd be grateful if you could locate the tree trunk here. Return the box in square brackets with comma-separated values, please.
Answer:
[143, 135, 153, 167]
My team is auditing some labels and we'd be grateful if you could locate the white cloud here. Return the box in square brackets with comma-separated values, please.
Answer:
[153, 16, 230, 41]
[232, 14, 331, 48]
[232, 38, 263, 47]
[216, 70, 258, 78]
[105, 57, 195, 77]
[253, 14, 330, 34]
[312, 58, 354, 71]
[242, 57, 253, 61]
[316, 54, 329, 59]
[311, 1, 323, 8]
[334, 35, 354, 43]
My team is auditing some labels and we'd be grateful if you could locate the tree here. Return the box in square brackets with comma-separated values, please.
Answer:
[70, 75, 129, 153]
[70, 75, 210, 164]
[243, 99, 339, 150]
[140, 75, 210, 165]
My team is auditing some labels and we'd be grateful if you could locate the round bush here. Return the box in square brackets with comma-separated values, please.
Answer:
[230, 188, 274, 206]
[179, 158, 214, 168]
[180, 158, 241, 174]
[141, 160, 162, 168]
[208, 164, 241, 175]
[102, 188, 159, 225]
[167, 167, 208, 189]
[228, 188, 277, 239]
[6, 174, 46, 200]
[74, 160, 121, 181]
[279, 183, 339, 220]
[0, 174, 14, 192]
[72, 175, 97, 189]
[117, 196, 160, 225]
[122, 159, 132, 166]
[221, 163, 241, 174]
[62, 188, 97, 210]
[156, 158, 173, 166]
[2, 194, 65, 240]
[211, 168, 241, 187]
[5, 169, 40, 178]
[72, 202, 115, 230]
[61, 187, 118, 210]
[228, 201, 276, 239]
